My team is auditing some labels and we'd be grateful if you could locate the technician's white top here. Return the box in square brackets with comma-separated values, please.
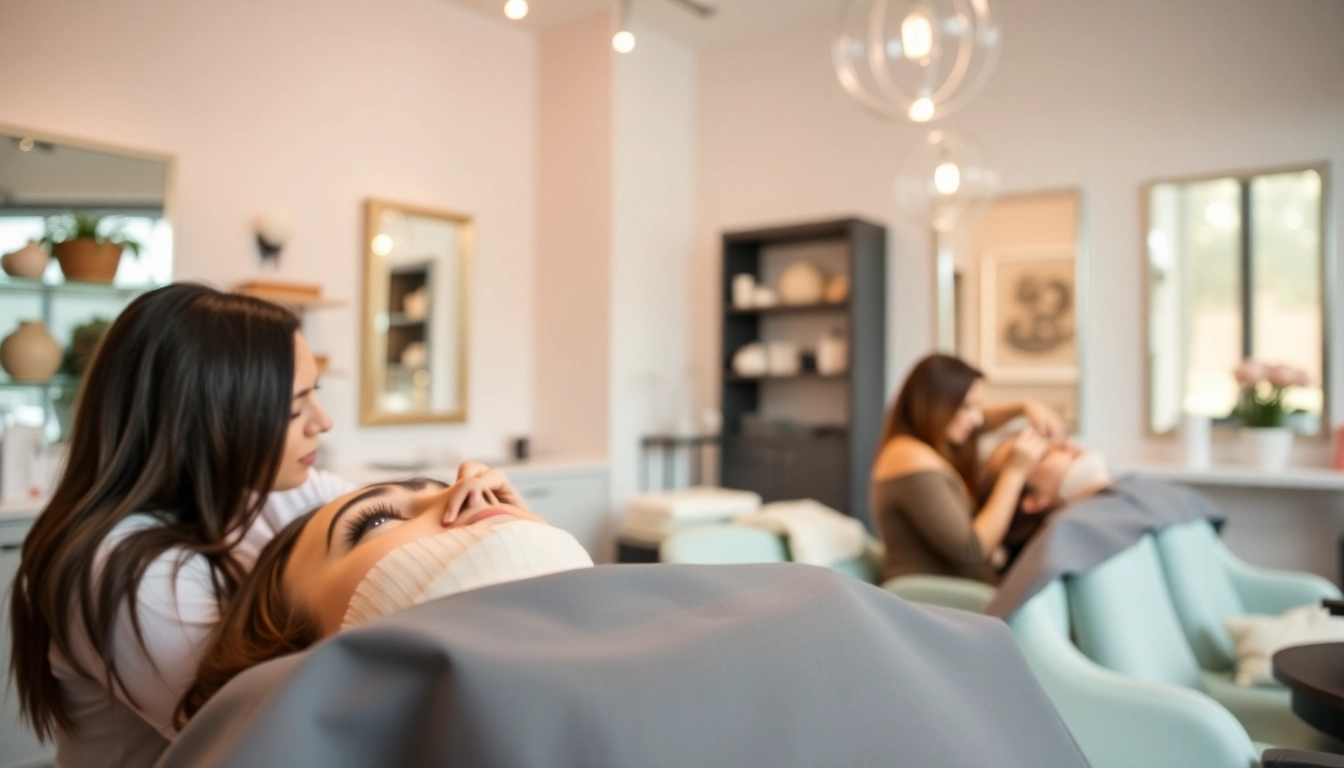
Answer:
[48, 470, 353, 768]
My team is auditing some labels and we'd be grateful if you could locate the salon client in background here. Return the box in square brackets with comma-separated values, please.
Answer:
[9, 284, 355, 768]
[871, 354, 1063, 583]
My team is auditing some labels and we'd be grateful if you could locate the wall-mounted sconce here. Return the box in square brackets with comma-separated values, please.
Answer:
[253, 209, 294, 270]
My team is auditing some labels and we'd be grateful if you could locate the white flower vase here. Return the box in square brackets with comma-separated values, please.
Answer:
[1244, 427, 1294, 472]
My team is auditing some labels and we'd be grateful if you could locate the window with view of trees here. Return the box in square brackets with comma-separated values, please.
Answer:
[1147, 167, 1325, 434]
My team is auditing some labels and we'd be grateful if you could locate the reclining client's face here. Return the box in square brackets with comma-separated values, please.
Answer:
[284, 477, 593, 635]
[986, 439, 1112, 514]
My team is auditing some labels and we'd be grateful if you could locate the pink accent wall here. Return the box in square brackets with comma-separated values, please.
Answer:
[0, 0, 538, 467]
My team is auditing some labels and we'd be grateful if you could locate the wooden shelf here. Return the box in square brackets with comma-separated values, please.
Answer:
[726, 302, 848, 316]
[387, 313, 427, 328]
[1123, 463, 1344, 492]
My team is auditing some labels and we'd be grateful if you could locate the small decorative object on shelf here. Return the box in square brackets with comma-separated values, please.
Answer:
[1233, 359, 1311, 472]
[732, 273, 755, 309]
[402, 287, 429, 320]
[816, 330, 848, 376]
[732, 342, 768, 378]
[777, 260, 825, 305]
[824, 275, 850, 304]
[252, 209, 294, 270]
[751, 285, 777, 308]
[1, 321, 62, 383]
[1182, 413, 1212, 470]
[2, 240, 49, 278]
[42, 211, 143, 284]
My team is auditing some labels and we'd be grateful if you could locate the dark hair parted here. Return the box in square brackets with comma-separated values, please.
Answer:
[879, 354, 985, 490]
[177, 510, 319, 725]
[9, 283, 300, 740]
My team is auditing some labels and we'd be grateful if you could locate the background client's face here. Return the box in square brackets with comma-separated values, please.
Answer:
[284, 479, 545, 635]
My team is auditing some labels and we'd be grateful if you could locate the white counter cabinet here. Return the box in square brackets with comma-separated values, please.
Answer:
[1, 514, 50, 768]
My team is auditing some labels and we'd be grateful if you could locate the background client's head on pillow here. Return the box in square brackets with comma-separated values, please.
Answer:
[177, 472, 592, 723]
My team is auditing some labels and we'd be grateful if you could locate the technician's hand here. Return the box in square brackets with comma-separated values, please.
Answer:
[454, 461, 531, 513]
[1008, 427, 1049, 473]
[1021, 400, 1065, 441]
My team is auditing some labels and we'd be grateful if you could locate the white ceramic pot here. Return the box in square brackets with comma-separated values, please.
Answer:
[1182, 414, 1211, 469]
[732, 343, 768, 378]
[1, 240, 49, 278]
[817, 332, 848, 375]
[1, 321, 62, 382]
[1243, 427, 1294, 473]
[731, 274, 756, 309]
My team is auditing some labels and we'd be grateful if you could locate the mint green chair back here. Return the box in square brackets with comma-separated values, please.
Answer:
[1067, 536, 1205, 689]
[659, 525, 790, 565]
[1154, 520, 1247, 670]
[1011, 581, 1260, 768]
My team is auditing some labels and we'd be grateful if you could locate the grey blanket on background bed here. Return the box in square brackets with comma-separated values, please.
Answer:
[159, 563, 1089, 768]
[985, 476, 1223, 619]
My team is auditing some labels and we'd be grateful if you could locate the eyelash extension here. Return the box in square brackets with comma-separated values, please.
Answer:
[344, 502, 404, 547]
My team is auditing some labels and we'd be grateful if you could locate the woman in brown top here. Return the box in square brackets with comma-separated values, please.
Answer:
[871, 354, 1060, 583]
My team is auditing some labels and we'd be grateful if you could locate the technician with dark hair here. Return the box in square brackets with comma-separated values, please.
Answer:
[869, 354, 1061, 583]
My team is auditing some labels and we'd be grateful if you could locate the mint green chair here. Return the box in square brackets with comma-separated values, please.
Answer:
[1069, 534, 1339, 753]
[1010, 581, 1261, 768]
[659, 525, 789, 565]
[1156, 519, 1343, 751]
[658, 525, 883, 583]
[882, 574, 996, 613]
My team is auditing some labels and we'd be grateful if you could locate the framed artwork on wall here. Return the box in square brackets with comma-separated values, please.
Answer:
[979, 244, 1078, 384]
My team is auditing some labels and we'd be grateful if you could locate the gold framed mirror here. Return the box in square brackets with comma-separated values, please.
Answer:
[360, 199, 472, 425]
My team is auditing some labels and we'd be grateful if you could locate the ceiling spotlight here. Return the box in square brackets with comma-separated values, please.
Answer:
[613, 29, 636, 52]
[504, 0, 528, 20]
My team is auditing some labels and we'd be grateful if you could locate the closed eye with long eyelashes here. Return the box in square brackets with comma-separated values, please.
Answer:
[344, 503, 406, 547]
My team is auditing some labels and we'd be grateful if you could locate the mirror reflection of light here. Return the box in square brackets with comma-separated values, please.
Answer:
[1203, 201, 1238, 229]
[901, 11, 934, 60]
[909, 97, 934, 122]
[503, 0, 528, 19]
[933, 162, 961, 195]
[372, 233, 393, 256]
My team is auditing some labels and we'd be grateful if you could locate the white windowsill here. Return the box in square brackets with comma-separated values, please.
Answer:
[1123, 463, 1344, 492]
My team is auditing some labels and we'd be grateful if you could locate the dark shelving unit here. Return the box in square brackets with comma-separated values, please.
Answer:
[719, 218, 886, 530]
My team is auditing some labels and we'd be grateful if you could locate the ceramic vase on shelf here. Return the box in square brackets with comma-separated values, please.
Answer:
[2, 240, 49, 278]
[1, 321, 62, 383]
[1243, 426, 1294, 473]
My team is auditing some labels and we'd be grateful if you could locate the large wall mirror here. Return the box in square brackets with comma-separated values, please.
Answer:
[1146, 165, 1329, 436]
[952, 189, 1084, 433]
[361, 199, 472, 425]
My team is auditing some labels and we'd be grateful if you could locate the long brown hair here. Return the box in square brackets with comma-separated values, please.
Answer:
[879, 354, 985, 489]
[9, 283, 300, 740]
[177, 510, 319, 725]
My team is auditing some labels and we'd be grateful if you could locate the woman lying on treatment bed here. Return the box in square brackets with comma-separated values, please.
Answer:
[168, 464, 1091, 768]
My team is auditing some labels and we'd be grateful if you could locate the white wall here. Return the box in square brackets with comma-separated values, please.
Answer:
[695, 0, 1344, 465]
[534, 13, 613, 462]
[610, 20, 697, 504]
[0, 0, 537, 468]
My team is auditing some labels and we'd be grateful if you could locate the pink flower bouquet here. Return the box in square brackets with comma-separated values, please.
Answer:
[1233, 360, 1311, 428]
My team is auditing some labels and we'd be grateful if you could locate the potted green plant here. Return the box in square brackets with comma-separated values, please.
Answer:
[1232, 360, 1311, 472]
[41, 211, 143, 284]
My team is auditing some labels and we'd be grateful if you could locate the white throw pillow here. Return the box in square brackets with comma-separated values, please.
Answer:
[1224, 606, 1344, 686]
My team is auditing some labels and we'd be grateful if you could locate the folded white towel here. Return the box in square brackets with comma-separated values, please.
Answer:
[625, 487, 762, 523]
[734, 499, 866, 566]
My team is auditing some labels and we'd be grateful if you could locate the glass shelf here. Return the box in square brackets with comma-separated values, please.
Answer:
[0, 373, 81, 390]
[0, 276, 157, 299]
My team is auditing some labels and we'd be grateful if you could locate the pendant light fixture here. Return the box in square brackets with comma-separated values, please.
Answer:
[832, 0, 1001, 124]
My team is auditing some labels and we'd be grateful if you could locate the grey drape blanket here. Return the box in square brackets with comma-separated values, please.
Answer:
[160, 563, 1089, 768]
[986, 476, 1223, 619]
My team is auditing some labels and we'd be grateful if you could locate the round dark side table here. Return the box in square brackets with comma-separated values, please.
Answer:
[1273, 642, 1344, 742]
